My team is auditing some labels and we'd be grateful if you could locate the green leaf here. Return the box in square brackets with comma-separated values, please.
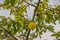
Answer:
[5, 5, 11, 9]
[38, 7, 44, 11]
[43, 3, 48, 8]
[4, 0, 9, 4]
[47, 25, 54, 32]
[30, 0, 33, 2]
[51, 32, 60, 38]
[10, 0, 15, 6]
[43, 0, 49, 2]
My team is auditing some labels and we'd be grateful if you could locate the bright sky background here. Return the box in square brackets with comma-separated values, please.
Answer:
[0, 0, 60, 40]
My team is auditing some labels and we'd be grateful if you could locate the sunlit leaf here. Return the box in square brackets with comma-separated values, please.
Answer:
[47, 25, 54, 32]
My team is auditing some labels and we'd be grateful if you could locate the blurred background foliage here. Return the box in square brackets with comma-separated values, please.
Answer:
[0, 0, 60, 40]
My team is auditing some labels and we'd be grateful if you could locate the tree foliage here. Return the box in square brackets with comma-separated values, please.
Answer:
[0, 0, 60, 40]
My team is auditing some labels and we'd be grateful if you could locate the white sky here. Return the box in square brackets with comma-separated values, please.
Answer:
[0, 0, 60, 40]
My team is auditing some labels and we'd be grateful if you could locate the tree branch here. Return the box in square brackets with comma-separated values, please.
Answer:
[26, 0, 41, 40]
[2, 27, 18, 40]
[26, 30, 30, 40]
[32, 0, 41, 20]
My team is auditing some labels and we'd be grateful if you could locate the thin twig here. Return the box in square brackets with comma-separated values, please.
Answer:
[2, 27, 18, 40]
[0, 4, 7, 7]
[0, 1, 35, 7]
[24, 2, 36, 7]
[26, 0, 41, 40]
[22, 0, 36, 7]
